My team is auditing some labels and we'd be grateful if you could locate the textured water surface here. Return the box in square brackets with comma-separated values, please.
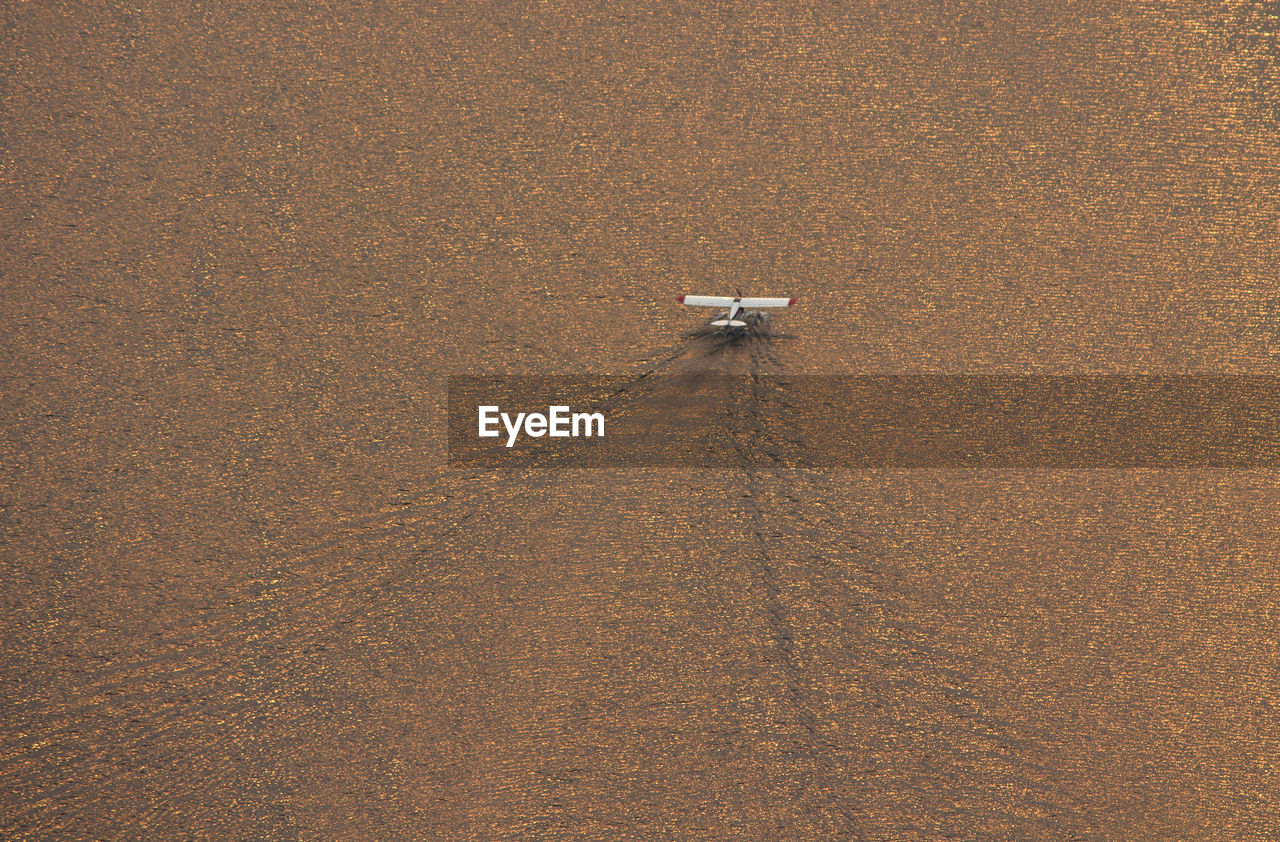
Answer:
[3, 1, 1280, 838]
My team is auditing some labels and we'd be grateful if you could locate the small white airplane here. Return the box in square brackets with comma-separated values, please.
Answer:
[676, 293, 796, 336]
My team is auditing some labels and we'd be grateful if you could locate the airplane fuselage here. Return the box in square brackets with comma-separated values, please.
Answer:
[710, 298, 762, 335]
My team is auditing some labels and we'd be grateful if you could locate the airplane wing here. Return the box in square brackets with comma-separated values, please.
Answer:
[739, 297, 796, 308]
[677, 295, 735, 307]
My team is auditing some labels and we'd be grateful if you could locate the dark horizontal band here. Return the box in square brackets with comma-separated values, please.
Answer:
[448, 375, 1280, 468]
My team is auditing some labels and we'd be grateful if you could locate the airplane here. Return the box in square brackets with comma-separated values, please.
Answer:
[676, 293, 796, 337]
